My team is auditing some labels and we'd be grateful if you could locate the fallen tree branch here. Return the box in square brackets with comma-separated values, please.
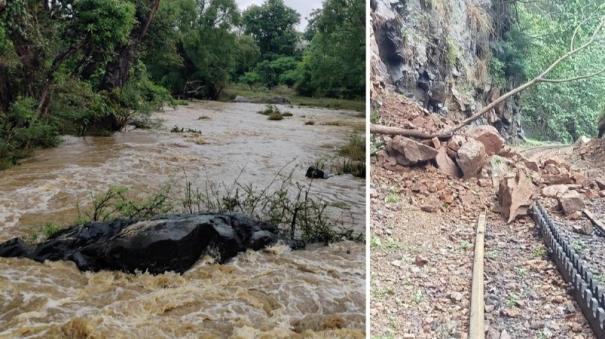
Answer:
[369, 124, 447, 139]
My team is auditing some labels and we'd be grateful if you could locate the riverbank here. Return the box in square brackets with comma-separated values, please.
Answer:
[220, 84, 365, 112]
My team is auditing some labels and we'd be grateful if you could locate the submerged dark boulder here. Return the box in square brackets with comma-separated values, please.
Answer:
[305, 166, 330, 179]
[0, 213, 280, 274]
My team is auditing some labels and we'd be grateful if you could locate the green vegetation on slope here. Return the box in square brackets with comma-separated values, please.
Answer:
[492, 0, 605, 142]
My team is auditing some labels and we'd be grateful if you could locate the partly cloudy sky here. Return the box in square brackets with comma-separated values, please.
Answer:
[235, 0, 322, 31]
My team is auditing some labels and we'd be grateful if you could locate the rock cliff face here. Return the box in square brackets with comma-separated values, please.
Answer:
[371, 0, 521, 140]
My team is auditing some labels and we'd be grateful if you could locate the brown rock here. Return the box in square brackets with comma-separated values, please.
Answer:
[439, 190, 456, 204]
[542, 164, 574, 185]
[600, 190, 605, 198]
[421, 198, 441, 213]
[572, 172, 587, 186]
[431, 137, 441, 149]
[558, 191, 585, 215]
[523, 159, 540, 172]
[572, 222, 591, 235]
[596, 179, 605, 190]
[467, 125, 505, 155]
[414, 256, 428, 267]
[499, 330, 513, 339]
[548, 158, 572, 173]
[499, 170, 535, 223]
[456, 139, 488, 178]
[447, 135, 466, 152]
[501, 308, 520, 318]
[541, 185, 569, 198]
[435, 148, 461, 178]
[387, 136, 438, 166]
[477, 178, 491, 187]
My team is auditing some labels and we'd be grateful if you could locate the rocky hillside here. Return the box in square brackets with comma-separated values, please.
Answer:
[370, 0, 520, 140]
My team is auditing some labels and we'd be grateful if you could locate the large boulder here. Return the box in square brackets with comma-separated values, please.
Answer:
[498, 170, 535, 223]
[386, 136, 438, 166]
[435, 147, 461, 178]
[467, 125, 505, 156]
[456, 139, 487, 178]
[558, 191, 585, 215]
[0, 214, 281, 274]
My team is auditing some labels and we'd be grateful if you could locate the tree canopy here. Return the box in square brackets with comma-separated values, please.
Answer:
[495, 0, 605, 142]
[242, 0, 300, 58]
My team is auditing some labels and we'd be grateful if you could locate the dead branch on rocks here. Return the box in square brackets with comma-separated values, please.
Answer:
[372, 17, 605, 140]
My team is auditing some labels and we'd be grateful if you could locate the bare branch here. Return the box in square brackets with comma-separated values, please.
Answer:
[539, 68, 605, 83]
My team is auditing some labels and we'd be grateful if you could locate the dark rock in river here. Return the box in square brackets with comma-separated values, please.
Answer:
[306, 166, 330, 179]
[0, 214, 281, 274]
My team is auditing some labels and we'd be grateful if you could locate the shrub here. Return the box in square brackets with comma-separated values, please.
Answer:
[267, 112, 284, 120]
[239, 71, 263, 85]
[75, 171, 362, 244]
[339, 134, 365, 162]
[254, 56, 299, 87]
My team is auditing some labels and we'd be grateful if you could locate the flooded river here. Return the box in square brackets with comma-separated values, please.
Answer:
[0, 101, 366, 337]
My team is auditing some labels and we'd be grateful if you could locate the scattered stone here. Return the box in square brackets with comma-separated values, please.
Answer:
[541, 185, 569, 198]
[456, 139, 487, 178]
[438, 190, 456, 204]
[467, 125, 505, 156]
[499, 329, 513, 339]
[523, 159, 540, 172]
[447, 135, 466, 152]
[421, 204, 438, 213]
[435, 148, 462, 178]
[569, 211, 584, 221]
[477, 179, 491, 188]
[415, 256, 429, 267]
[450, 292, 463, 302]
[498, 170, 535, 223]
[306, 166, 329, 179]
[572, 222, 592, 235]
[596, 179, 605, 190]
[558, 190, 585, 215]
[387, 136, 439, 166]
[501, 308, 520, 318]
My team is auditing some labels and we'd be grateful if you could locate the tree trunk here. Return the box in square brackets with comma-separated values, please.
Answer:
[102, 0, 160, 90]
[0, 65, 11, 112]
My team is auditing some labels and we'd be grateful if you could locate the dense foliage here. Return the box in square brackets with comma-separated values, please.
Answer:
[0, 0, 365, 167]
[239, 0, 365, 98]
[295, 0, 365, 98]
[494, 0, 605, 142]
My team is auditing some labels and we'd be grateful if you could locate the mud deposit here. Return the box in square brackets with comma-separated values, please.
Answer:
[0, 101, 365, 337]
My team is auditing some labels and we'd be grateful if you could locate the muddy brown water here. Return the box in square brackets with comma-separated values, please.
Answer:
[0, 101, 366, 337]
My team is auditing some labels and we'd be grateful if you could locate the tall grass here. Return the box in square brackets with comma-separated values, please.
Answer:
[68, 168, 362, 244]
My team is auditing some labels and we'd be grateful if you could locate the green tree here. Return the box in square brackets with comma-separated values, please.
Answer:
[145, 0, 240, 99]
[242, 0, 300, 58]
[511, 1, 605, 141]
[295, 0, 365, 98]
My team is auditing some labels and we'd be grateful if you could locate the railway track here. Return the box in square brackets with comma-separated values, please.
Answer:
[530, 202, 605, 339]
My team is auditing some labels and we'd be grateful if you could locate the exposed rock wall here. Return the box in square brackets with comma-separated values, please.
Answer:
[371, 0, 521, 140]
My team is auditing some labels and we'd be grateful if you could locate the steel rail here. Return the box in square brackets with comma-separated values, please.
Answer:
[530, 202, 605, 338]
